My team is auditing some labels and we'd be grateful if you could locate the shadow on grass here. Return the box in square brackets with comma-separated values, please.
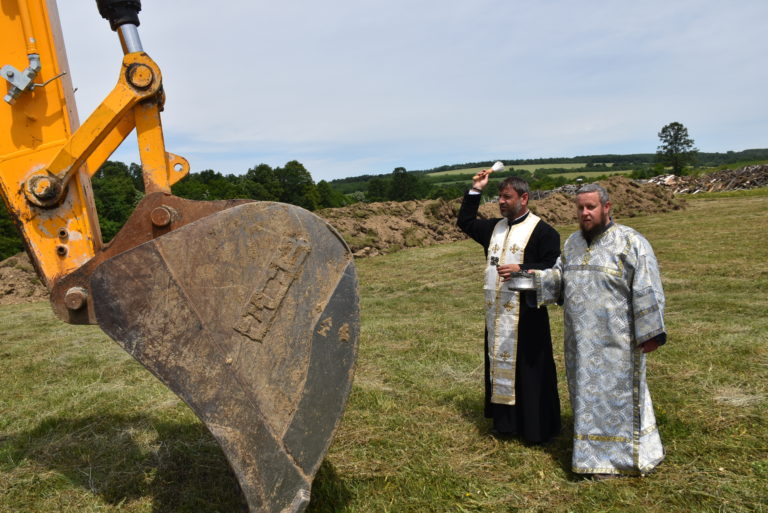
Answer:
[450, 393, 488, 433]
[4, 414, 351, 512]
[541, 413, 574, 478]
[306, 460, 353, 513]
[4, 414, 246, 512]
[451, 393, 578, 479]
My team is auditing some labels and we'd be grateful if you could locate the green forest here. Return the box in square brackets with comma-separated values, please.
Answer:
[331, 148, 768, 198]
[1, 148, 767, 261]
[0, 159, 347, 260]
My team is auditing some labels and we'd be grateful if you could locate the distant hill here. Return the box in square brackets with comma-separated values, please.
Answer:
[332, 149, 768, 184]
[329, 148, 768, 198]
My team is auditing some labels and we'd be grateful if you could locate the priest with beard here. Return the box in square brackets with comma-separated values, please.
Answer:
[532, 183, 666, 478]
[457, 169, 561, 444]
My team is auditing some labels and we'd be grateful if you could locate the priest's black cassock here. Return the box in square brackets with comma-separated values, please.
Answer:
[457, 191, 561, 443]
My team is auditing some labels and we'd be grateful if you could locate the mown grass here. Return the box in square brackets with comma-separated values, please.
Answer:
[1, 190, 767, 512]
[548, 169, 630, 179]
[428, 163, 588, 177]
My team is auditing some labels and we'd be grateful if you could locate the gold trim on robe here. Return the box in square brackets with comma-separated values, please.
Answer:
[533, 223, 666, 476]
[484, 213, 540, 405]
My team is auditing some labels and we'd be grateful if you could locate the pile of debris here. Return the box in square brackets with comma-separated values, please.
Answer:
[645, 165, 768, 194]
[479, 175, 685, 227]
[529, 183, 581, 200]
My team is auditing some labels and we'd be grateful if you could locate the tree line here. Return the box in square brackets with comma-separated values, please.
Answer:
[0, 159, 349, 260]
[334, 147, 768, 192]
[2, 123, 766, 261]
[359, 166, 598, 202]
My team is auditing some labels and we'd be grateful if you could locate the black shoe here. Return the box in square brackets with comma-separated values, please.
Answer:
[489, 428, 516, 439]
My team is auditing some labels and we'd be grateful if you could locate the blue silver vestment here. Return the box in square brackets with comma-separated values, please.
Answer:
[534, 223, 665, 475]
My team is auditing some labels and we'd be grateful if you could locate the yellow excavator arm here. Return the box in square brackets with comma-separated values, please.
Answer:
[1, 2, 359, 512]
[1, 0, 187, 285]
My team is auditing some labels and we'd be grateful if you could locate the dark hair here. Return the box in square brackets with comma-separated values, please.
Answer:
[576, 183, 610, 205]
[498, 176, 530, 196]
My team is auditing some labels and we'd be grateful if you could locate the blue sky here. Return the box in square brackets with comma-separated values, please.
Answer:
[57, 1, 767, 182]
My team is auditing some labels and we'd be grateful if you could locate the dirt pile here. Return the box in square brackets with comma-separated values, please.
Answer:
[0, 252, 48, 305]
[479, 175, 683, 226]
[321, 175, 684, 256]
[645, 164, 768, 194]
[318, 199, 466, 257]
[0, 175, 686, 304]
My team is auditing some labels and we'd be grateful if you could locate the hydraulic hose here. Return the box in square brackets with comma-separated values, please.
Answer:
[17, 0, 39, 55]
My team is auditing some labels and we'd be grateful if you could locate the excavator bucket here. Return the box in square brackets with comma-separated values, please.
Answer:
[90, 201, 359, 513]
[1, 3, 359, 511]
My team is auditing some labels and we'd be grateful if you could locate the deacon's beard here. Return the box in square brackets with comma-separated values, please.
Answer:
[580, 218, 610, 242]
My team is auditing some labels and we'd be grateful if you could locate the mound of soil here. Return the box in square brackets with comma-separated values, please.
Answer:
[318, 199, 466, 257]
[0, 252, 48, 305]
[519, 175, 684, 226]
[0, 175, 686, 304]
[321, 175, 684, 257]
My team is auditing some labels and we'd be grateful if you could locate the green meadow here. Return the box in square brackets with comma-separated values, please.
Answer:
[548, 169, 630, 179]
[1, 189, 767, 512]
[428, 163, 589, 177]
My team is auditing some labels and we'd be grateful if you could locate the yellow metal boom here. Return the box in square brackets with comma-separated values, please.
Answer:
[0, 0, 188, 286]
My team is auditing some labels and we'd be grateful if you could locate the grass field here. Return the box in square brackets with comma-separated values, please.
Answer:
[548, 169, 630, 179]
[428, 163, 589, 177]
[1, 190, 767, 512]
[428, 168, 631, 191]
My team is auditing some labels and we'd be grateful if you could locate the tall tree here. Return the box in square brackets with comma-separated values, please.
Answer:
[365, 177, 390, 202]
[316, 180, 348, 208]
[92, 161, 143, 241]
[129, 162, 144, 192]
[388, 167, 428, 201]
[244, 163, 282, 201]
[275, 160, 319, 211]
[172, 169, 241, 200]
[0, 202, 23, 260]
[657, 122, 698, 175]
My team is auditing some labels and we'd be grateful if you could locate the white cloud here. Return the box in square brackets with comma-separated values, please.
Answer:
[54, 0, 768, 181]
